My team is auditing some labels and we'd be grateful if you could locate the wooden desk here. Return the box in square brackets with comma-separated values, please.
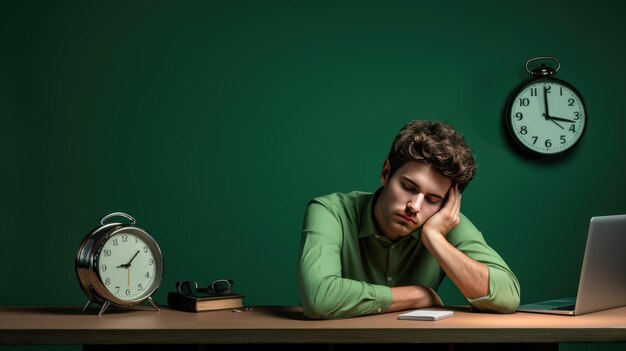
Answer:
[1, 306, 625, 349]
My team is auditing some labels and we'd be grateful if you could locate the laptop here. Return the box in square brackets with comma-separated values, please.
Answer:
[517, 214, 626, 315]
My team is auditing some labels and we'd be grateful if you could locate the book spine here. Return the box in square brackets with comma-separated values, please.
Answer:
[167, 293, 198, 312]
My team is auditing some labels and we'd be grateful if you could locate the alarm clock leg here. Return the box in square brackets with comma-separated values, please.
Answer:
[147, 296, 161, 311]
[82, 300, 93, 312]
[97, 301, 111, 317]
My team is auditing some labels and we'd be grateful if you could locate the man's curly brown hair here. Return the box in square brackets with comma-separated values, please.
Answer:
[386, 120, 477, 192]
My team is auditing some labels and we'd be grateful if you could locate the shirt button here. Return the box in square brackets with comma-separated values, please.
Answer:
[390, 245, 395, 249]
[387, 276, 392, 282]
[377, 308, 382, 313]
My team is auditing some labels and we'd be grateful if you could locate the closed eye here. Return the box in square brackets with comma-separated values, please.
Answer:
[400, 176, 445, 204]
[426, 196, 442, 204]
[401, 182, 418, 194]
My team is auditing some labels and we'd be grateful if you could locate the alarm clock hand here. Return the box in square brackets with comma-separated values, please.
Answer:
[126, 250, 140, 266]
[117, 250, 140, 269]
[115, 250, 140, 286]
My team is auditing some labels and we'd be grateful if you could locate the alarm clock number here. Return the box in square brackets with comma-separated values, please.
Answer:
[98, 232, 157, 301]
[510, 80, 586, 155]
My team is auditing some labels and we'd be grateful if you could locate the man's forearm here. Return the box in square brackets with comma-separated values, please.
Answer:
[421, 231, 489, 299]
[388, 285, 443, 312]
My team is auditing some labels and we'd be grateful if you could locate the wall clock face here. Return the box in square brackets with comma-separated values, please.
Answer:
[506, 78, 587, 156]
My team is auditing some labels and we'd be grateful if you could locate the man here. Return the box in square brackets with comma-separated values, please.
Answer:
[298, 120, 520, 319]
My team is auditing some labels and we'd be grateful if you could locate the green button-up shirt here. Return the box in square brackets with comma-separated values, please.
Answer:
[298, 190, 520, 319]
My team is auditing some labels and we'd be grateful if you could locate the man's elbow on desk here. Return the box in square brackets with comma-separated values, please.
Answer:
[300, 292, 346, 320]
[302, 302, 333, 320]
[300, 278, 391, 319]
[299, 279, 344, 319]
[300, 286, 355, 319]
[301, 298, 382, 320]
[468, 270, 521, 314]
[469, 296, 520, 314]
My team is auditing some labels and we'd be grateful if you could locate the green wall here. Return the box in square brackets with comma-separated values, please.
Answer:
[2, 1, 625, 350]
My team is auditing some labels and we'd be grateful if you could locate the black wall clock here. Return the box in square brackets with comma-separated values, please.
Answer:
[505, 57, 587, 156]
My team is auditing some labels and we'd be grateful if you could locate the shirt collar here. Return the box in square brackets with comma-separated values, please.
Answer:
[358, 187, 421, 240]
[358, 188, 381, 239]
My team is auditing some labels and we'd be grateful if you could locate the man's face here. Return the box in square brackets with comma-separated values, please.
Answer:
[374, 160, 452, 241]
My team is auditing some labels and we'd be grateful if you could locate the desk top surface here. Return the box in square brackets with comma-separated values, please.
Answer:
[1, 305, 625, 344]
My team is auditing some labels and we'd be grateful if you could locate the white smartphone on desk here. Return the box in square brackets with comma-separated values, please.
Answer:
[397, 309, 454, 321]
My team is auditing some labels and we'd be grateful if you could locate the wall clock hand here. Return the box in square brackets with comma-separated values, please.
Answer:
[547, 116, 575, 123]
[543, 86, 551, 119]
[550, 119, 564, 129]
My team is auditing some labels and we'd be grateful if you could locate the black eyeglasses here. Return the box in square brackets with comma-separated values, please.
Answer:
[175, 279, 233, 296]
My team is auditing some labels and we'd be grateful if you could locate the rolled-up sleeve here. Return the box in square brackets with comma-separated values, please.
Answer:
[467, 265, 520, 313]
[449, 215, 521, 313]
[298, 201, 392, 319]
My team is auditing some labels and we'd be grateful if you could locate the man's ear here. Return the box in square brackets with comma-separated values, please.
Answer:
[380, 159, 391, 186]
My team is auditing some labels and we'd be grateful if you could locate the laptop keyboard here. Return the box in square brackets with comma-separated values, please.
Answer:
[551, 304, 576, 311]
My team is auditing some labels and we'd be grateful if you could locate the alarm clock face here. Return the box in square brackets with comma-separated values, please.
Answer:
[508, 78, 587, 155]
[96, 230, 161, 302]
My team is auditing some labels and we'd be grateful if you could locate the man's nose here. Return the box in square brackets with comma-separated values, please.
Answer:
[407, 194, 424, 213]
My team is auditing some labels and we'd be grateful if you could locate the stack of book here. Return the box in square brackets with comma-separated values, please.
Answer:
[167, 291, 245, 312]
